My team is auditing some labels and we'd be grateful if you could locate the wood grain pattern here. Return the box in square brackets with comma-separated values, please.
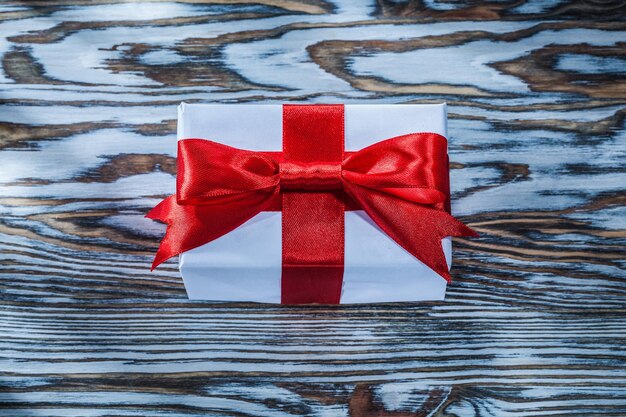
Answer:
[0, 0, 625, 415]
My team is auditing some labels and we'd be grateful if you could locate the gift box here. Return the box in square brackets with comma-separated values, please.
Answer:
[148, 103, 476, 304]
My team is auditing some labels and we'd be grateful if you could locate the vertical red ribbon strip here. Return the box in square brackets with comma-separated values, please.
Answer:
[280, 104, 345, 304]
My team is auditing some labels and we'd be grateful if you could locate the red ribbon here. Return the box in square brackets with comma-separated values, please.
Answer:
[148, 104, 477, 304]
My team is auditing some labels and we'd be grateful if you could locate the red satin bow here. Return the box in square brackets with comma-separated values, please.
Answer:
[148, 132, 477, 283]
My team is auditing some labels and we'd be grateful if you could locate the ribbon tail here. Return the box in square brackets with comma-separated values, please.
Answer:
[147, 188, 279, 271]
[146, 195, 178, 269]
[146, 194, 174, 222]
[344, 183, 478, 282]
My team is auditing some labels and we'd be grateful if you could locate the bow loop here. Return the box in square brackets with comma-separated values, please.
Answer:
[342, 133, 449, 204]
[176, 139, 279, 205]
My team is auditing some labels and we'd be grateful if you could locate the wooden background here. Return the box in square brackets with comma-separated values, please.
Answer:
[1, 0, 625, 415]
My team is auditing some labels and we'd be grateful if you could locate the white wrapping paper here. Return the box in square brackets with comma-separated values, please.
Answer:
[177, 103, 452, 303]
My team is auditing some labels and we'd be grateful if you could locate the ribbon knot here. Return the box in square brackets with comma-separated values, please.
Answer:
[280, 161, 342, 191]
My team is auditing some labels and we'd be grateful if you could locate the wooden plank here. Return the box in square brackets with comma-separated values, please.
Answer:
[0, 0, 625, 415]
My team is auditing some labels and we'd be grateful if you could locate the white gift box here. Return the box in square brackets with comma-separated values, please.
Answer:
[177, 103, 452, 303]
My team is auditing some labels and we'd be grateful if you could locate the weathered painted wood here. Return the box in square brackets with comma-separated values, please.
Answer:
[0, 0, 625, 415]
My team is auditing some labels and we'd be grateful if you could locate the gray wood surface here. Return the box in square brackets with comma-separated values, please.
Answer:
[1, 0, 625, 415]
